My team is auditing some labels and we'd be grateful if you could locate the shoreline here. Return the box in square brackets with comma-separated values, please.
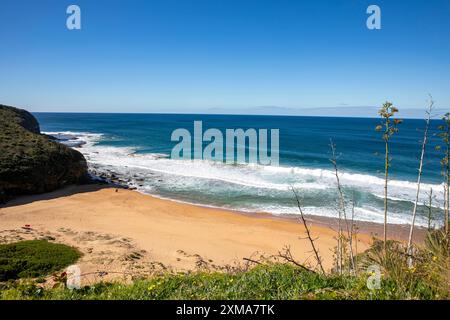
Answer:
[130, 186, 428, 240]
[104, 178, 430, 243]
[2, 182, 427, 242]
[42, 130, 444, 229]
[0, 183, 427, 284]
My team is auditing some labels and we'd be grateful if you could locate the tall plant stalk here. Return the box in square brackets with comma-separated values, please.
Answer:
[407, 99, 434, 265]
[436, 113, 450, 234]
[291, 187, 326, 274]
[426, 188, 434, 231]
[330, 140, 355, 274]
[376, 102, 402, 254]
[351, 194, 358, 274]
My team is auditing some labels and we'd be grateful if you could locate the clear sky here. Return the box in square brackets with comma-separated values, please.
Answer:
[0, 0, 449, 114]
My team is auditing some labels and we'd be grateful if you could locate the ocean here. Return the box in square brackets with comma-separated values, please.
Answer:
[34, 112, 446, 227]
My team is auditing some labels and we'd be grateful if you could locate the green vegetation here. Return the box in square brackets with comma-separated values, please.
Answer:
[0, 231, 447, 300]
[0, 258, 446, 300]
[375, 102, 402, 250]
[0, 104, 88, 202]
[436, 112, 450, 233]
[0, 264, 367, 300]
[0, 240, 81, 281]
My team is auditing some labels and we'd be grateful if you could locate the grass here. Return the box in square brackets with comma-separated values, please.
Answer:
[0, 261, 446, 300]
[0, 263, 441, 300]
[0, 240, 81, 281]
[0, 232, 448, 300]
[0, 264, 369, 300]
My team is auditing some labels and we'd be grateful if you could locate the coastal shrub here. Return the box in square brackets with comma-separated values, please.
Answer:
[0, 240, 81, 281]
[0, 264, 361, 300]
[421, 230, 450, 295]
[0, 233, 448, 300]
[355, 232, 449, 299]
[0, 104, 88, 202]
[1, 261, 447, 300]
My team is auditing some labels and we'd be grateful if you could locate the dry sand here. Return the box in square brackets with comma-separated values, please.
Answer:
[0, 184, 422, 284]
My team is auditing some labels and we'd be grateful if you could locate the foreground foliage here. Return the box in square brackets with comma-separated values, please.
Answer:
[0, 231, 448, 300]
[0, 263, 446, 300]
[0, 240, 81, 281]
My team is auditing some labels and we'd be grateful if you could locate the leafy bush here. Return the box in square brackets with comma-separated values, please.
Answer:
[0, 240, 81, 281]
[355, 231, 449, 299]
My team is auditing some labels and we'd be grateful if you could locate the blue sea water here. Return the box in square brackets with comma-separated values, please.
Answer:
[34, 113, 446, 226]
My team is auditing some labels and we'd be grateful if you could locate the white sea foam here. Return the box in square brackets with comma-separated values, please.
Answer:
[260, 205, 429, 226]
[45, 131, 444, 227]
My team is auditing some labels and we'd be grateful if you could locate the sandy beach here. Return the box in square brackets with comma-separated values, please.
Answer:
[0, 184, 425, 284]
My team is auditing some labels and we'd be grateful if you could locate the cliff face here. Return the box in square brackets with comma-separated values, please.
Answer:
[0, 104, 88, 202]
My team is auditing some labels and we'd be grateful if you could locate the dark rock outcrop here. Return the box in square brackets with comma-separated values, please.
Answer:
[0, 105, 41, 134]
[0, 104, 88, 202]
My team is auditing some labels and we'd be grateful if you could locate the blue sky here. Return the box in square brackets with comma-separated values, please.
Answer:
[0, 0, 449, 114]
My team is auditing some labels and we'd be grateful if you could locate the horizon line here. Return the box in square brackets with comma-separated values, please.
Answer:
[30, 110, 446, 120]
